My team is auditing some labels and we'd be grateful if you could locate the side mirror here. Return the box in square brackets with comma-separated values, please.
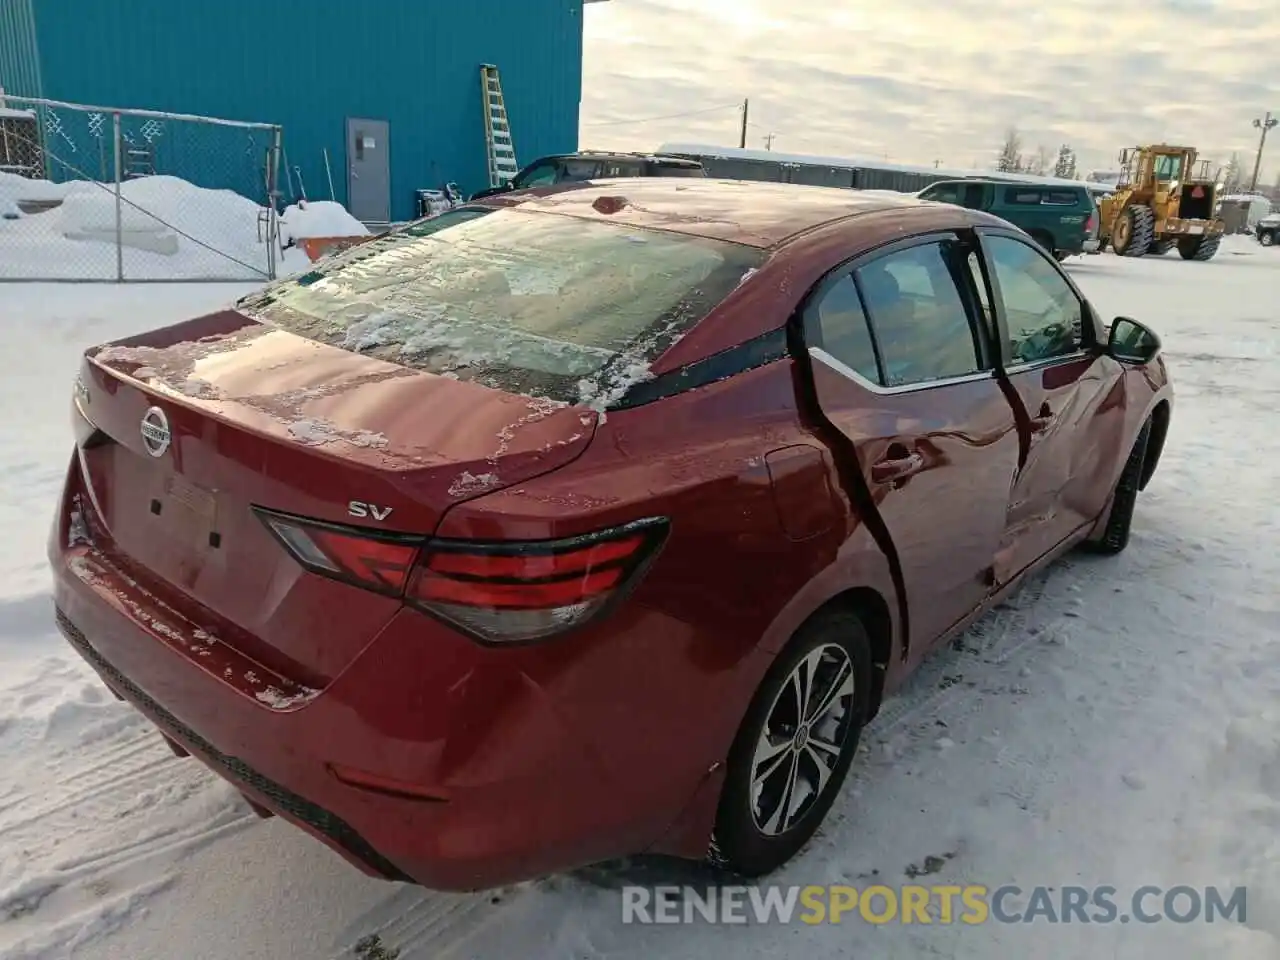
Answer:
[1107, 316, 1161, 364]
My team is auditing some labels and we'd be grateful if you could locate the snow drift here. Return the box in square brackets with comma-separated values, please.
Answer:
[0, 173, 311, 281]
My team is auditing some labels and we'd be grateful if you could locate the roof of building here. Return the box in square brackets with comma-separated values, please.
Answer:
[658, 141, 1095, 191]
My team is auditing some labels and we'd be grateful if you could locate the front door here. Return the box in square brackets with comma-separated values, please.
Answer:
[972, 230, 1124, 581]
[346, 117, 390, 224]
[803, 235, 1024, 655]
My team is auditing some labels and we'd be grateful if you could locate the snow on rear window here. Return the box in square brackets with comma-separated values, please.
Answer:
[238, 208, 763, 406]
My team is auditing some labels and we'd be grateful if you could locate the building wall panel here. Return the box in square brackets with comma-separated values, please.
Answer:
[27, 0, 585, 219]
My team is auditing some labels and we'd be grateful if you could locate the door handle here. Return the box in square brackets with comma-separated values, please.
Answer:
[1030, 403, 1054, 434]
[871, 452, 926, 485]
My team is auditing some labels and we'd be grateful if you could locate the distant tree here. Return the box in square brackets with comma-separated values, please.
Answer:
[996, 127, 1024, 173]
[1220, 153, 1242, 193]
[1026, 144, 1053, 176]
[1054, 144, 1078, 179]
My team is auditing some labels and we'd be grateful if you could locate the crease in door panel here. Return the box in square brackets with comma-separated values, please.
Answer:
[786, 336, 912, 662]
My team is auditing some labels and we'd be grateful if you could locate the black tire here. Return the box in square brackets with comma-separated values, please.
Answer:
[1053, 249, 1069, 262]
[1178, 235, 1221, 261]
[1081, 418, 1152, 555]
[1258, 231, 1274, 247]
[1148, 239, 1174, 256]
[1113, 206, 1155, 257]
[710, 611, 872, 877]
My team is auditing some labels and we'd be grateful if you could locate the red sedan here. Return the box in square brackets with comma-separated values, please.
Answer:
[49, 179, 1171, 890]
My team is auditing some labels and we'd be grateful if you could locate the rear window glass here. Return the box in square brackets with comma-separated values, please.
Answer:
[558, 159, 600, 182]
[655, 165, 706, 177]
[1044, 191, 1081, 205]
[1007, 190, 1044, 205]
[239, 208, 763, 406]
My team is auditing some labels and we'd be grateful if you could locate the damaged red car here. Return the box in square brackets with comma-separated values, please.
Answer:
[49, 179, 1171, 891]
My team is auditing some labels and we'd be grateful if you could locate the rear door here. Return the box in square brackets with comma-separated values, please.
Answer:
[967, 229, 1124, 582]
[802, 234, 1024, 656]
[1044, 189, 1089, 252]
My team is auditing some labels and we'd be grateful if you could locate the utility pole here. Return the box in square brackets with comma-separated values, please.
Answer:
[1250, 111, 1277, 192]
[763, 132, 776, 151]
[739, 99, 749, 149]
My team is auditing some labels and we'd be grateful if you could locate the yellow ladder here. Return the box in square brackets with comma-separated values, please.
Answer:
[480, 64, 520, 188]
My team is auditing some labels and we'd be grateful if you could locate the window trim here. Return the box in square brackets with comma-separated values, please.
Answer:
[798, 231, 999, 396]
[810, 346, 996, 396]
[972, 227, 1099, 370]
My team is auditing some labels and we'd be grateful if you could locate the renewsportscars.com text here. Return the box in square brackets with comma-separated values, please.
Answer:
[621, 884, 1247, 926]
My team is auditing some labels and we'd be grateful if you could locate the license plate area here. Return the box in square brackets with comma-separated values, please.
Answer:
[156, 473, 221, 549]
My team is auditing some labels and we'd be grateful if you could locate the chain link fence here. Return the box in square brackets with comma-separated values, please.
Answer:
[0, 95, 282, 282]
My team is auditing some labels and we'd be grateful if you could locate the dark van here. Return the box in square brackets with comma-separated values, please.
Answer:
[917, 178, 1095, 260]
[470, 152, 705, 200]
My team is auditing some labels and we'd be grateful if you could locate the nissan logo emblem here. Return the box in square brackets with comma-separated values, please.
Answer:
[140, 406, 172, 458]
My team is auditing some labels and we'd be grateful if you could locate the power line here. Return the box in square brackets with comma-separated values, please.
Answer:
[581, 102, 743, 128]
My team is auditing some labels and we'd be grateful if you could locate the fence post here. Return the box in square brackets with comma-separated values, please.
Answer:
[267, 125, 283, 280]
[112, 111, 124, 282]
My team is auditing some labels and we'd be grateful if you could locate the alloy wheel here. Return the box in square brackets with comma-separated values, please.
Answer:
[750, 643, 856, 836]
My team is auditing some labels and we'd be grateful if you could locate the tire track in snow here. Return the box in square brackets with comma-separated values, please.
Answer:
[869, 555, 1088, 743]
[0, 650, 258, 947]
[331, 884, 524, 960]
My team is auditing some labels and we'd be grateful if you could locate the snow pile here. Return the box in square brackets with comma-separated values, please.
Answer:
[279, 200, 369, 244]
[0, 173, 312, 280]
[0, 171, 81, 205]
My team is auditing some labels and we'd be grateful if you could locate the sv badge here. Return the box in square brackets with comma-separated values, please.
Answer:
[348, 501, 393, 521]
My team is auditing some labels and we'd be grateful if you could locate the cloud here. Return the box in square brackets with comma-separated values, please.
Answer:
[580, 0, 1280, 184]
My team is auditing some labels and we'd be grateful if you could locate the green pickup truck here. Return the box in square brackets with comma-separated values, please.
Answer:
[916, 178, 1096, 261]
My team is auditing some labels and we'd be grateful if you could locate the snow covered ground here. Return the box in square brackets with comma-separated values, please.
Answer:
[1, 238, 1278, 958]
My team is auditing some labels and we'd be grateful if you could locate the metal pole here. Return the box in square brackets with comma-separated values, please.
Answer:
[113, 111, 124, 282]
[1249, 112, 1276, 194]
[323, 147, 335, 201]
[739, 99, 748, 149]
[267, 125, 282, 280]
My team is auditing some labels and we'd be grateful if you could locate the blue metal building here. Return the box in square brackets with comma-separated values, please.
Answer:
[0, 0, 600, 222]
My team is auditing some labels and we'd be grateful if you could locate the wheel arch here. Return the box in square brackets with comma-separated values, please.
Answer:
[1139, 397, 1172, 490]
[751, 541, 901, 723]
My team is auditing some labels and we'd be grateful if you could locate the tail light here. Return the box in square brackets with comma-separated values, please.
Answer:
[255, 508, 422, 598]
[407, 519, 668, 644]
[254, 508, 668, 644]
[1085, 213, 1096, 232]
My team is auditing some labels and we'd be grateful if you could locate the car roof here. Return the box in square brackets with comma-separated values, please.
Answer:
[496, 177, 951, 247]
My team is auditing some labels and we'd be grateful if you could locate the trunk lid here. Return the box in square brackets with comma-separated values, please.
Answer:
[76, 310, 596, 684]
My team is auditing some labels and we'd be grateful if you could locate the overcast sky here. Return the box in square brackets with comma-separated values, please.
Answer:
[579, 0, 1280, 184]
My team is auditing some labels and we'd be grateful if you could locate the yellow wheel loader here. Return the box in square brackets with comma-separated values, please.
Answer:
[1097, 144, 1225, 261]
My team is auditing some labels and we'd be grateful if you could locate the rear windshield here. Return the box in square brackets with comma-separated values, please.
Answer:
[239, 207, 763, 406]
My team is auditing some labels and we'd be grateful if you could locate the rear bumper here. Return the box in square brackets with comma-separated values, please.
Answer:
[53, 605, 413, 882]
[1162, 218, 1224, 237]
[48, 468, 728, 891]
